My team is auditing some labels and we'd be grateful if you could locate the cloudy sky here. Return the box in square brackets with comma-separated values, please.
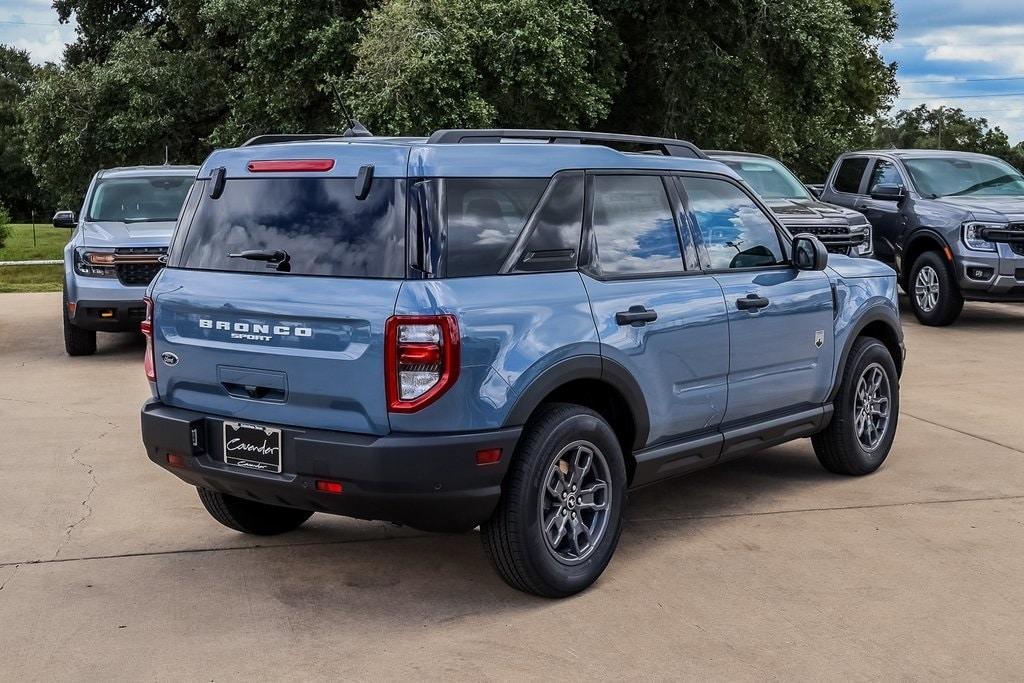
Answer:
[1, 0, 1022, 142]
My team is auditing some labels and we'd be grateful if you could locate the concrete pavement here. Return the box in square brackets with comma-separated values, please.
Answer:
[1, 292, 1023, 680]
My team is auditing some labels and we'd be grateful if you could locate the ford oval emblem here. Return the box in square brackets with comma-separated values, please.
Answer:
[161, 352, 179, 367]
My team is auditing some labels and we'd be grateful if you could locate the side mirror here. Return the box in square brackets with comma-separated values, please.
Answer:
[870, 184, 906, 202]
[52, 210, 76, 228]
[805, 184, 823, 199]
[792, 233, 828, 271]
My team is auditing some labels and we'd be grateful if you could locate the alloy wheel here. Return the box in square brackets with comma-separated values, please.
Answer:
[854, 362, 891, 451]
[539, 440, 612, 564]
[914, 265, 940, 312]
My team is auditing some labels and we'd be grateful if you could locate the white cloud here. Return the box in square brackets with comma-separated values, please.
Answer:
[0, 0, 76, 65]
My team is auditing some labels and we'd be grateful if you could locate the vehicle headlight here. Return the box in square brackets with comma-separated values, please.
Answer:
[74, 248, 118, 277]
[852, 222, 873, 256]
[962, 222, 1000, 252]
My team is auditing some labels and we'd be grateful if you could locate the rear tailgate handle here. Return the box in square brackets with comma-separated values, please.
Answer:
[222, 382, 286, 402]
[217, 366, 287, 402]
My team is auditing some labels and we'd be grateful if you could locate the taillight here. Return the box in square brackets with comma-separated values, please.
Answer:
[385, 315, 459, 412]
[142, 296, 156, 382]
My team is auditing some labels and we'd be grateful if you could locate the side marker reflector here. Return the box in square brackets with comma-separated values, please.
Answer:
[167, 453, 187, 468]
[315, 480, 344, 494]
[944, 246, 953, 262]
[475, 448, 502, 466]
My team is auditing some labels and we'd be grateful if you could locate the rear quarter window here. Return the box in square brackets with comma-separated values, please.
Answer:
[444, 178, 548, 277]
[834, 157, 870, 194]
[174, 177, 405, 278]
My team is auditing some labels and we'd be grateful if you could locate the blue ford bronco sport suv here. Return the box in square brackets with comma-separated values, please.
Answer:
[821, 150, 1024, 326]
[140, 129, 904, 597]
[54, 165, 199, 355]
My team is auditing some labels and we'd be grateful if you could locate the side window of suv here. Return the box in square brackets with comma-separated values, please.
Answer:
[868, 159, 905, 189]
[682, 176, 784, 270]
[445, 178, 547, 277]
[590, 175, 685, 277]
[834, 157, 870, 194]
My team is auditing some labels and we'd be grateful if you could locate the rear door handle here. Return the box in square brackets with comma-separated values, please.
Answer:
[736, 294, 770, 311]
[615, 305, 658, 327]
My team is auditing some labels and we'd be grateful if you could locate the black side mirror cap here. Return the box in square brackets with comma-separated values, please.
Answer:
[52, 210, 76, 228]
[805, 184, 823, 199]
[792, 233, 828, 271]
[870, 183, 906, 201]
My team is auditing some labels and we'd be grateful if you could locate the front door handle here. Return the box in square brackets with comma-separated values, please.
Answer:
[615, 305, 658, 327]
[736, 294, 770, 311]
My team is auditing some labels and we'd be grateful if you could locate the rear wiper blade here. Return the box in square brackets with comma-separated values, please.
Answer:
[228, 249, 291, 272]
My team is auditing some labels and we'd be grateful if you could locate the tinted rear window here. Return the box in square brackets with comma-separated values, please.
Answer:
[444, 178, 547, 277]
[834, 157, 869, 194]
[176, 178, 405, 278]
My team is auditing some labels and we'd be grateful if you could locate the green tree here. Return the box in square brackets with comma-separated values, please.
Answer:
[345, 0, 618, 134]
[20, 31, 228, 207]
[0, 204, 10, 249]
[591, 0, 898, 179]
[870, 104, 1024, 169]
[0, 45, 51, 220]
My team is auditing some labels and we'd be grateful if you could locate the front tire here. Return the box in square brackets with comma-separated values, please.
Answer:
[481, 404, 627, 598]
[908, 251, 963, 326]
[812, 337, 899, 475]
[197, 488, 314, 535]
[62, 286, 96, 356]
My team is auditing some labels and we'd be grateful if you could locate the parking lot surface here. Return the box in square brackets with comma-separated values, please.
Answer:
[2, 291, 1023, 680]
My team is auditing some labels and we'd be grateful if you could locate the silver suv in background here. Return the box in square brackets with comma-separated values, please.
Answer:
[708, 151, 874, 257]
[54, 165, 198, 355]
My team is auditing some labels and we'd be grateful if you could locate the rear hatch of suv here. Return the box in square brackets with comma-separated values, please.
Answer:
[150, 144, 409, 435]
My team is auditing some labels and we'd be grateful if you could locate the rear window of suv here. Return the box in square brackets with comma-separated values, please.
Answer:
[175, 177, 405, 278]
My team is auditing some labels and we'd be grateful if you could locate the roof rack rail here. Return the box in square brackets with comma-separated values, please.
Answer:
[241, 134, 343, 147]
[425, 129, 707, 159]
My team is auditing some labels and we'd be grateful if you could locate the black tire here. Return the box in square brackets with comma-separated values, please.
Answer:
[197, 487, 313, 535]
[812, 337, 899, 475]
[62, 286, 96, 356]
[907, 251, 963, 326]
[481, 403, 627, 598]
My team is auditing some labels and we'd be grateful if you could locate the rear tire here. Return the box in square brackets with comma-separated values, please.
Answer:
[197, 488, 313, 535]
[481, 403, 627, 598]
[812, 337, 899, 475]
[907, 251, 963, 326]
[62, 286, 96, 356]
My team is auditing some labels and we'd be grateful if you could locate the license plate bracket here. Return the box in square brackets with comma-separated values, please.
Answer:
[223, 421, 283, 473]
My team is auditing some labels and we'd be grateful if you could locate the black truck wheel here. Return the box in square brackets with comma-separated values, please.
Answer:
[908, 251, 963, 326]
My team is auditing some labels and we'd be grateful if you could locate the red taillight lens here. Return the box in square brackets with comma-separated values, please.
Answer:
[385, 315, 460, 413]
[247, 159, 335, 173]
[142, 295, 156, 382]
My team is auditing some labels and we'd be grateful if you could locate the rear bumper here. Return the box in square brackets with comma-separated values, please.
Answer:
[140, 400, 521, 530]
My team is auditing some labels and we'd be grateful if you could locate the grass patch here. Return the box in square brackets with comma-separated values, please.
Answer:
[0, 264, 64, 293]
[0, 223, 71, 261]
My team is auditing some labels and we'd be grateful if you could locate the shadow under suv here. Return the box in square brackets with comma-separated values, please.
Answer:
[821, 150, 1024, 325]
[140, 129, 904, 597]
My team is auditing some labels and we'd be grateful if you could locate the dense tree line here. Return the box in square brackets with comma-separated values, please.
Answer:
[0, 0, 1012, 215]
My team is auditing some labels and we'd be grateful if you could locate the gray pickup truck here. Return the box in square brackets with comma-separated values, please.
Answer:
[820, 150, 1024, 325]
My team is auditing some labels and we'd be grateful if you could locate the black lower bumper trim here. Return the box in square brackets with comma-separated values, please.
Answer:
[141, 400, 521, 531]
[71, 299, 146, 332]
